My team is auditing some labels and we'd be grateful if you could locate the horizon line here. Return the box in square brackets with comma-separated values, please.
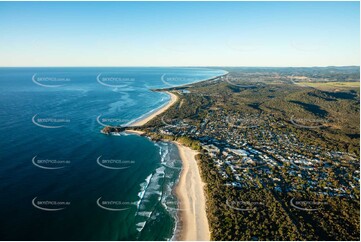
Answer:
[0, 65, 359, 68]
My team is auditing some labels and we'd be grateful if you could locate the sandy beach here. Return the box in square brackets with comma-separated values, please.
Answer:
[129, 91, 178, 127]
[174, 143, 210, 241]
[126, 90, 210, 241]
[124, 129, 145, 135]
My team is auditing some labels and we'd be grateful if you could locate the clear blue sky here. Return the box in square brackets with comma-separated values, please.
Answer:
[0, 1, 359, 67]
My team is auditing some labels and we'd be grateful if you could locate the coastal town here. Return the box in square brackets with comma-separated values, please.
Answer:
[101, 67, 360, 240]
[157, 107, 359, 199]
[2, 1, 360, 241]
[112, 67, 359, 240]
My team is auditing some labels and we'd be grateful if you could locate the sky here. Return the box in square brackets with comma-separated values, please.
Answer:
[0, 1, 359, 67]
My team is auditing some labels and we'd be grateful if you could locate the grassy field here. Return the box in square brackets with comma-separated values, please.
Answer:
[297, 81, 360, 90]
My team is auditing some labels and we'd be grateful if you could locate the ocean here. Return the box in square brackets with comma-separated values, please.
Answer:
[0, 67, 226, 240]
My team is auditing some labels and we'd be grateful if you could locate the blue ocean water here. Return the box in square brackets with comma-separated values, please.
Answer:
[0, 67, 225, 240]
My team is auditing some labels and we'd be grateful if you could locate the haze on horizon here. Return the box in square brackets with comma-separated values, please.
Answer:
[0, 1, 359, 67]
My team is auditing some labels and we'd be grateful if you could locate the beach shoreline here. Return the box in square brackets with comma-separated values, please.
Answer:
[125, 89, 211, 241]
[173, 143, 210, 241]
[128, 91, 179, 127]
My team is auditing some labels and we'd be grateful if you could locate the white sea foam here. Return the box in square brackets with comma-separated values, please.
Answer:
[161, 148, 169, 164]
[137, 173, 153, 210]
[137, 211, 152, 218]
[110, 132, 122, 136]
[136, 221, 147, 232]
